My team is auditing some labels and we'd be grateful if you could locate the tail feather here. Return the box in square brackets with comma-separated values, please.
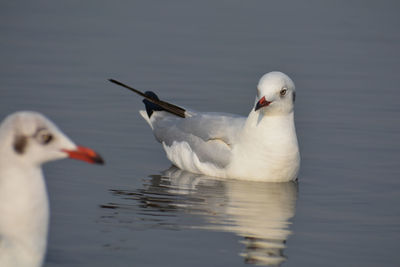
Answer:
[139, 110, 153, 129]
[143, 91, 165, 118]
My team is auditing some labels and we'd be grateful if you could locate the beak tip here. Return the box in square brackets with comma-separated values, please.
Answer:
[93, 155, 105, 165]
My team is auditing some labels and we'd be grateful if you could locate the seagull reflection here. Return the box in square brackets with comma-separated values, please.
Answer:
[103, 166, 298, 266]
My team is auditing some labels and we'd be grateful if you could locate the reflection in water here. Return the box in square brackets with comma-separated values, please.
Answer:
[102, 167, 298, 266]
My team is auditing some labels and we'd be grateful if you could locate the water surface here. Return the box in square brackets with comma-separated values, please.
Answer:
[1, 1, 400, 266]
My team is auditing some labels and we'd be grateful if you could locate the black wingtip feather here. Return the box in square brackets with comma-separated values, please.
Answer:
[109, 78, 187, 118]
[143, 91, 164, 117]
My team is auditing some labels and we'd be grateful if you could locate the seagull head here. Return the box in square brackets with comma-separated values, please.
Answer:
[254, 72, 296, 115]
[0, 111, 104, 167]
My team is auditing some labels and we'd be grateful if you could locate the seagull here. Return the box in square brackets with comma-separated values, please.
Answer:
[110, 71, 300, 182]
[0, 111, 104, 267]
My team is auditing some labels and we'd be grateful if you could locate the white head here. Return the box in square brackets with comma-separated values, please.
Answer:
[0, 111, 104, 167]
[254, 72, 296, 116]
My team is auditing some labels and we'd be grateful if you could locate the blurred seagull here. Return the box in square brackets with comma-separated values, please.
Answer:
[0, 111, 104, 267]
[110, 71, 299, 182]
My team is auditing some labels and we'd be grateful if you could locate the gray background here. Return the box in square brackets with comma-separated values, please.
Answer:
[1, 1, 399, 266]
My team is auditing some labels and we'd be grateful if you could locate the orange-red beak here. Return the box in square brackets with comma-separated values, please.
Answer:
[255, 96, 272, 111]
[62, 146, 104, 165]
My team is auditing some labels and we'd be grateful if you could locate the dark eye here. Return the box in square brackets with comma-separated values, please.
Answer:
[36, 130, 53, 145]
[41, 133, 53, 144]
[280, 88, 287, 96]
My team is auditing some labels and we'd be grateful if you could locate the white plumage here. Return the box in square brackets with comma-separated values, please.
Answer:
[112, 71, 300, 182]
[0, 111, 103, 267]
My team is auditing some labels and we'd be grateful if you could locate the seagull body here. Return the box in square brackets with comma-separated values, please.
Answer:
[111, 71, 300, 182]
[0, 111, 103, 267]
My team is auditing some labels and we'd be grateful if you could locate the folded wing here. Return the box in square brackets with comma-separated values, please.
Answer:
[141, 110, 245, 168]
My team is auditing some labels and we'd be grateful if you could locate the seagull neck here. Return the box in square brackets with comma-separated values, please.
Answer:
[0, 163, 49, 266]
[243, 110, 296, 135]
[238, 110, 298, 151]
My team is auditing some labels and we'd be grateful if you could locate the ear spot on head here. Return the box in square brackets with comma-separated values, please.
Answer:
[293, 92, 296, 103]
[13, 135, 27, 154]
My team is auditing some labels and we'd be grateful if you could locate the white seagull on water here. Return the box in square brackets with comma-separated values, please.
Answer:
[0, 111, 104, 267]
[110, 71, 300, 182]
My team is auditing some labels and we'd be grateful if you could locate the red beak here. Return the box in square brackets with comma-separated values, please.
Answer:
[62, 146, 104, 165]
[255, 96, 272, 111]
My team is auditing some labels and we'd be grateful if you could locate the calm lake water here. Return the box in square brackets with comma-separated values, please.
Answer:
[1, 1, 400, 266]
